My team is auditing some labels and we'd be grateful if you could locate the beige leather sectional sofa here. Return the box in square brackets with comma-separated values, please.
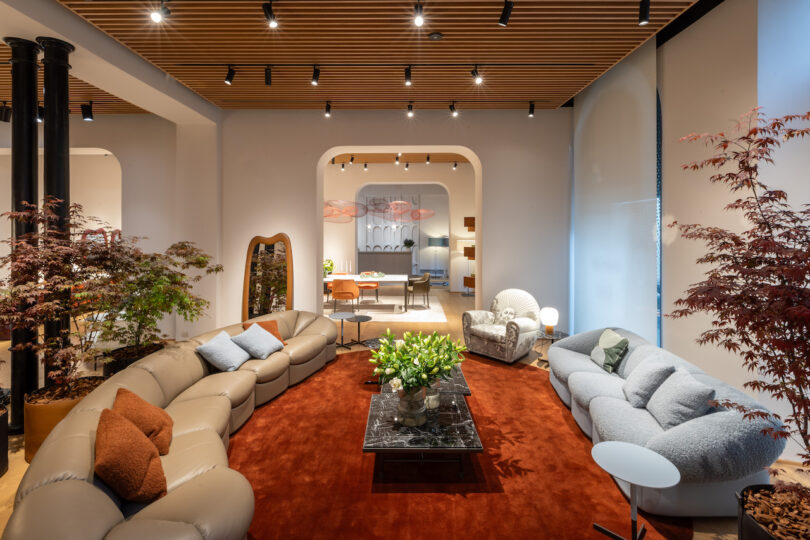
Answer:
[3, 310, 338, 540]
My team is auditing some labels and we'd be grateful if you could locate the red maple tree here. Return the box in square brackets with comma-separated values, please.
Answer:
[671, 109, 810, 467]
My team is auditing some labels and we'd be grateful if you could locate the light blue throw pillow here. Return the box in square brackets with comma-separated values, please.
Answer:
[230, 323, 284, 360]
[646, 368, 716, 429]
[622, 360, 676, 408]
[196, 331, 250, 372]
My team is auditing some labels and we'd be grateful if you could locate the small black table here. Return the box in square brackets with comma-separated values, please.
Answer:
[347, 314, 372, 347]
[328, 312, 356, 350]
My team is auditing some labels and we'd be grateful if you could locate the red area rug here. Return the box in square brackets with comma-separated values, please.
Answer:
[228, 351, 693, 540]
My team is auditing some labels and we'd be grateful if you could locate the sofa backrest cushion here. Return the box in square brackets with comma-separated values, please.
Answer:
[71, 367, 167, 414]
[617, 343, 702, 379]
[646, 368, 716, 430]
[243, 310, 300, 341]
[622, 360, 675, 408]
[132, 343, 210, 404]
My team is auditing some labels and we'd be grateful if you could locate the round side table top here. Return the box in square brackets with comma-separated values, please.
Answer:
[329, 312, 357, 321]
[539, 330, 569, 341]
[591, 441, 680, 489]
[350, 315, 372, 323]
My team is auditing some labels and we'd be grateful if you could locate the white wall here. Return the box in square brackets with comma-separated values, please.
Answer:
[222, 109, 572, 326]
[572, 41, 658, 343]
[324, 163, 473, 290]
[658, 0, 758, 392]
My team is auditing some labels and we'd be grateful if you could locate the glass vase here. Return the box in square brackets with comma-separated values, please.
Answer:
[396, 387, 427, 427]
[425, 380, 441, 410]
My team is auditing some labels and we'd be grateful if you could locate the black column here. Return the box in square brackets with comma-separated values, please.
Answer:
[3, 37, 41, 433]
[37, 37, 74, 384]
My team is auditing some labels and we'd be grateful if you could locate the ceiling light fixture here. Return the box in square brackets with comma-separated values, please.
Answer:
[265, 66, 272, 86]
[350, 155, 355, 165]
[311, 65, 320, 86]
[405, 162, 410, 171]
[638, 0, 650, 26]
[263, 1, 278, 29]
[395, 155, 400, 165]
[364, 163, 368, 171]
[150, 1, 170, 23]
[405, 65, 412, 86]
[528, 101, 535, 117]
[397, 152, 402, 157]
[471, 65, 483, 85]
[498, 1, 514, 27]
[414, 1, 424, 27]
[224, 65, 235, 85]
[452, 161, 458, 171]
[426, 154, 430, 165]
[324, 101, 331, 117]
[449, 102, 458, 117]
[407, 103, 414, 118]
[340, 163, 345, 172]
[37, 104, 44, 123]
[0, 102, 11, 123]
[81, 101, 94, 122]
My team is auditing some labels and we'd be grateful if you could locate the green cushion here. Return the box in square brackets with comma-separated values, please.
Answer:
[590, 329, 629, 374]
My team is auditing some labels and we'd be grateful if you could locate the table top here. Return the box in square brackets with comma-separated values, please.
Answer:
[539, 330, 569, 341]
[363, 393, 482, 453]
[591, 441, 680, 489]
[350, 315, 372, 323]
[380, 366, 470, 396]
[324, 274, 408, 283]
[328, 312, 358, 320]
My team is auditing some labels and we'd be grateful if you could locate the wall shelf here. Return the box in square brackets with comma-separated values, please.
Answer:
[464, 216, 475, 232]
[463, 246, 475, 260]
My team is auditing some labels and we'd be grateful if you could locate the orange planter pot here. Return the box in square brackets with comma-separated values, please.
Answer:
[23, 395, 82, 463]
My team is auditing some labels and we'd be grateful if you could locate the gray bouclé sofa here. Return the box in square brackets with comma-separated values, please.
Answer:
[548, 328, 786, 517]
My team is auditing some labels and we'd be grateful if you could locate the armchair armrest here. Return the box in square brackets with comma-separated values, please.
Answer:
[508, 317, 540, 334]
[462, 310, 495, 327]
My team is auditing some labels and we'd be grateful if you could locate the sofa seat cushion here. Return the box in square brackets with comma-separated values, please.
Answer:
[469, 324, 506, 343]
[240, 351, 290, 383]
[568, 372, 625, 410]
[590, 396, 664, 447]
[171, 371, 256, 409]
[283, 334, 327, 365]
[548, 347, 606, 384]
[165, 396, 231, 440]
[161, 429, 228, 492]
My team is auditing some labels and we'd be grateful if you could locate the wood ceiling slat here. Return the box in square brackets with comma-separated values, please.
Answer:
[1, 1, 699, 113]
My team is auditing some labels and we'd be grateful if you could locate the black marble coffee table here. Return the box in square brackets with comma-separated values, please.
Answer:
[379, 366, 471, 396]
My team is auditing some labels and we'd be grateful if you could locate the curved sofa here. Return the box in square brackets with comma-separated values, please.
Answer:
[548, 328, 785, 517]
[3, 310, 337, 540]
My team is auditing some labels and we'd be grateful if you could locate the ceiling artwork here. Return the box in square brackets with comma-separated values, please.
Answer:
[46, 0, 696, 113]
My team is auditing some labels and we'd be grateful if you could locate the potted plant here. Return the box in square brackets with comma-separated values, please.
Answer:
[323, 258, 334, 278]
[671, 109, 810, 539]
[97, 240, 222, 376]
[369, 330, 466, 426]
[0, 199, 121, 462]
[403, 238, 415, 250]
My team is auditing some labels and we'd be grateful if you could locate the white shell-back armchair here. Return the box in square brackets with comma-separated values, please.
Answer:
[462, 289, 541, 363]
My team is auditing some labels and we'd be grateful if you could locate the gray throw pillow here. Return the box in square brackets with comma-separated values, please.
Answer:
[646, 368, 716, 429]
[590, 329, 629, 374]
[231, 323, 283, 360]
[622, 360, 676, 408]
[196, 331, 250, 372]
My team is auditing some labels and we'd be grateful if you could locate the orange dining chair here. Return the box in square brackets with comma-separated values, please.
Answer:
[357, 280, 379, 302]
[331, 279, 360, 313]
[326, 272, 347, 301]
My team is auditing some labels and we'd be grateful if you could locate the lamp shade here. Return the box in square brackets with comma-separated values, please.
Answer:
[539, 307, 559, 327]
[427, 236, 449, 247]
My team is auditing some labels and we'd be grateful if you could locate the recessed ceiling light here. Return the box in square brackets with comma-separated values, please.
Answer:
[428, 32, 443, 41]
[414, 1, 424, 27]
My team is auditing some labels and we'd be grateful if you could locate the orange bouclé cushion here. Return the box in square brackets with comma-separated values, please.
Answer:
[112, 388, 173, 455]
[243, 320, 287, 345]
[94, 408, 167, 503]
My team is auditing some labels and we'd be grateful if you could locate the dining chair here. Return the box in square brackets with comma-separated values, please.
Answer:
[407, 272, 432, 308]
[331, 279, 360, 312]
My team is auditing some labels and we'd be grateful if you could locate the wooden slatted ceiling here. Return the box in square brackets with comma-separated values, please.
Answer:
[51, 0, 695, 112]
[0, 44, 145, 115]
[332, 152, 468, 164]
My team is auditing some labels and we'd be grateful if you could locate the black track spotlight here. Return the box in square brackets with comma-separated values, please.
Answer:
[405, 65, 412, 87]
[263, 1, 278, 29]
[265, 66, 272, 86]
[405, 162, 410, 171]
[363, 163, 368, 171]
[395, 155, 400, 165]
[528, 101, 535, 117]
[324, 101, 332, 117]
[450, 102, 458, 117]
[453, 161, 458, 171]
[471, 65, 483, 85]
[498, 1, 514, 27]
[150, 1, 170, 23]
[81, 101, 94, 122]
[0, 102, 11, 123]
[311, 65, 320, 86]
[638, 0, 650, 26]
[414, 1, 424, 27]
[225, 65, 236, 85]
[350, 155, 355, 165]
[407, 103, 414, 118]
[37, 104, 44, 123]
[426, 154, 430, 165]
[341, 163, 345, 172]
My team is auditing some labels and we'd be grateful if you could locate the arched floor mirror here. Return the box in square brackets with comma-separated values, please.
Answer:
[242, 234, 293, 321]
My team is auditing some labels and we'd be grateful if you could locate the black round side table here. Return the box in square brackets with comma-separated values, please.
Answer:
[347, 315, 372, 347]
[329, 312, 357, 350]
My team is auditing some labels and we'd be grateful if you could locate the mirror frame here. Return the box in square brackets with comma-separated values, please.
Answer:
[242, 233, 294, 321]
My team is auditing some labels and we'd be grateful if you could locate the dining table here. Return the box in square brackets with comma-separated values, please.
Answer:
[323, 273, 411, 311]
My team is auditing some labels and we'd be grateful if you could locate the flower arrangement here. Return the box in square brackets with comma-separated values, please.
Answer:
[323, 258, 334, 277]
[369, 330, 466, 392]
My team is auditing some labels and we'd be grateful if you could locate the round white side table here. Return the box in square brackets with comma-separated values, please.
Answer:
[591, 441, 680, 540]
